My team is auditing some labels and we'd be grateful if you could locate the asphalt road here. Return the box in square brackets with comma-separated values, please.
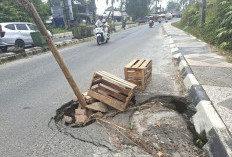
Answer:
[0, 22, 181, 156]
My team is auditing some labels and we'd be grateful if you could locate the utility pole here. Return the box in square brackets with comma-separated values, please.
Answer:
[120, 0, 124, 28]
[201, 0, 206, 28]
[111, 0, 114, 23]
[62, 0, 70, 28]
[62, 0, 73, 28]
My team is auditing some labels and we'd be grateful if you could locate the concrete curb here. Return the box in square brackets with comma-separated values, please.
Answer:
[52, 32, 73, 39]
[0, 23, 141, 65]
[163, 24, 232, 157]
[0, 37, 93, 64]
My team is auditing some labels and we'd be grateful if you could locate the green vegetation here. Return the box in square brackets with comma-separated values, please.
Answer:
[126, 0, 151, 20]
[196, 139, 205, 148]
[71, 25, 95, 39]
[0, 0, 51, 23]
[50, 28, 71, 34]
[166, 1, 181, 11]
[173, 0, 232, 57]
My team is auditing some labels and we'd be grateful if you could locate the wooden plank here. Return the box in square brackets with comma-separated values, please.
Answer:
[145, 68, 152, 78]
[98, 85, 127, 102]
[104, 76, 134, 89]
[132, 59, 145, 68]
[97, 71, 136, 88]
[101, 79, 130, 95]
[144, 62, 152, 71]
[125, 59, 138, 68]
[124, 89, 135, 106]
[89, 73, 99, 89]
[146, 74, 152, 84]
[88, 90, 126, 111]
[124, 67, 129, 81]
[126, 70, 143, 79]
[98, 71, 132, 85]
[140, 60, 152, 69]
[99, 71, 137, 88]
[146, 65, 152, 73]
[145, 72, 152, 83]
[91, 78, 102, 86]
[127, 79, 142, 86]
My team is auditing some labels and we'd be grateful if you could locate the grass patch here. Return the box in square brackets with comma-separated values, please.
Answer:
[51, 28, 71, 34]
[173, 21, 232, 62]
[172, 1, 232, 63]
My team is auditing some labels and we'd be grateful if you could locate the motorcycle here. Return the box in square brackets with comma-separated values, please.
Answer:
[122, 21, 126, 30]
[94, 26, 110, 45]
[149, 20, 154, 28]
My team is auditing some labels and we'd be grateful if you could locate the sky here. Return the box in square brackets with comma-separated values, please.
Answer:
[96, 0, 169, 14]
[42, 0, 169, 14]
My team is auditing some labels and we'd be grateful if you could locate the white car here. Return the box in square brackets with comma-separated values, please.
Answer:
[0, 22, 52, 52]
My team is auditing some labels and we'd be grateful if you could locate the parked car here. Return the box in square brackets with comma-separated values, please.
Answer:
[0, 22, 52, 52]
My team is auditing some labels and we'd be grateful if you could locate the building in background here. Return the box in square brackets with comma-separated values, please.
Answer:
[104, 10, 128, 22]
[50, 0, 96, 28]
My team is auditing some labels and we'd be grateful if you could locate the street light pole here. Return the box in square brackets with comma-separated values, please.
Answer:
[120, 0, 124, 28]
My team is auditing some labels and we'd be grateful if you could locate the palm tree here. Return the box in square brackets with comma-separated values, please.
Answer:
[150, 0, 162, 13]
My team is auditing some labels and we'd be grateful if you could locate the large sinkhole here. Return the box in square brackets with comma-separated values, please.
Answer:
[52, 95, 209, 156]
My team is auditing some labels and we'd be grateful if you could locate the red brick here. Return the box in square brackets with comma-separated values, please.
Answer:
[75, 108, 87, 115]
[75, 115, 88, 124]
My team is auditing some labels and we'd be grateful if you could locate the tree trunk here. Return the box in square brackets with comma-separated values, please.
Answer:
[201, 0, 206, 27]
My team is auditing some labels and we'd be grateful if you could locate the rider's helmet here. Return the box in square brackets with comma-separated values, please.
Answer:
[102, 19, 106, 24]
[99, 14, 103, 20]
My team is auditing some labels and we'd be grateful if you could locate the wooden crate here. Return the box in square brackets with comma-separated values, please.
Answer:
[87, 71, 137, 111]
[124, 59, 152, 90]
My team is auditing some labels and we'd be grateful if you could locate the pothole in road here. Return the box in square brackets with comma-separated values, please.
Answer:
[52, 95, 208, 156]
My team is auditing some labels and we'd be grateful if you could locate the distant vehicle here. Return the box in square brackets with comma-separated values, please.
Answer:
[165, 13, 173, 20]
[171, 9, 181, 18]
[148, 16, 154, 28]
[149, 20, 154, 27]
[0, 22, 52, 52]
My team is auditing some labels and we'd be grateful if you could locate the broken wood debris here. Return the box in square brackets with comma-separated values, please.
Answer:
[86, 102, 108, 113]
[75, 105, 88, 124]
[73, 92, 96, 104]
[87, 71, 137, 111]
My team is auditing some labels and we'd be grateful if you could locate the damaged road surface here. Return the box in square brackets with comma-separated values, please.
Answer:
[50, 96, 208, 157]
[0, 21, 207, 156]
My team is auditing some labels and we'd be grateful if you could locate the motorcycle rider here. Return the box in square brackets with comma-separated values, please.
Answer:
[95, 14, 104, 28]
[95, 15, 109, 39]
[149, 16, 154, 27]
[122, 20, 126, 29]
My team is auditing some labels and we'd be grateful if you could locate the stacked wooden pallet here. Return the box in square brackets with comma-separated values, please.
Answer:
[88, 71, 137, 111]
[124, 59, 152, 90]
